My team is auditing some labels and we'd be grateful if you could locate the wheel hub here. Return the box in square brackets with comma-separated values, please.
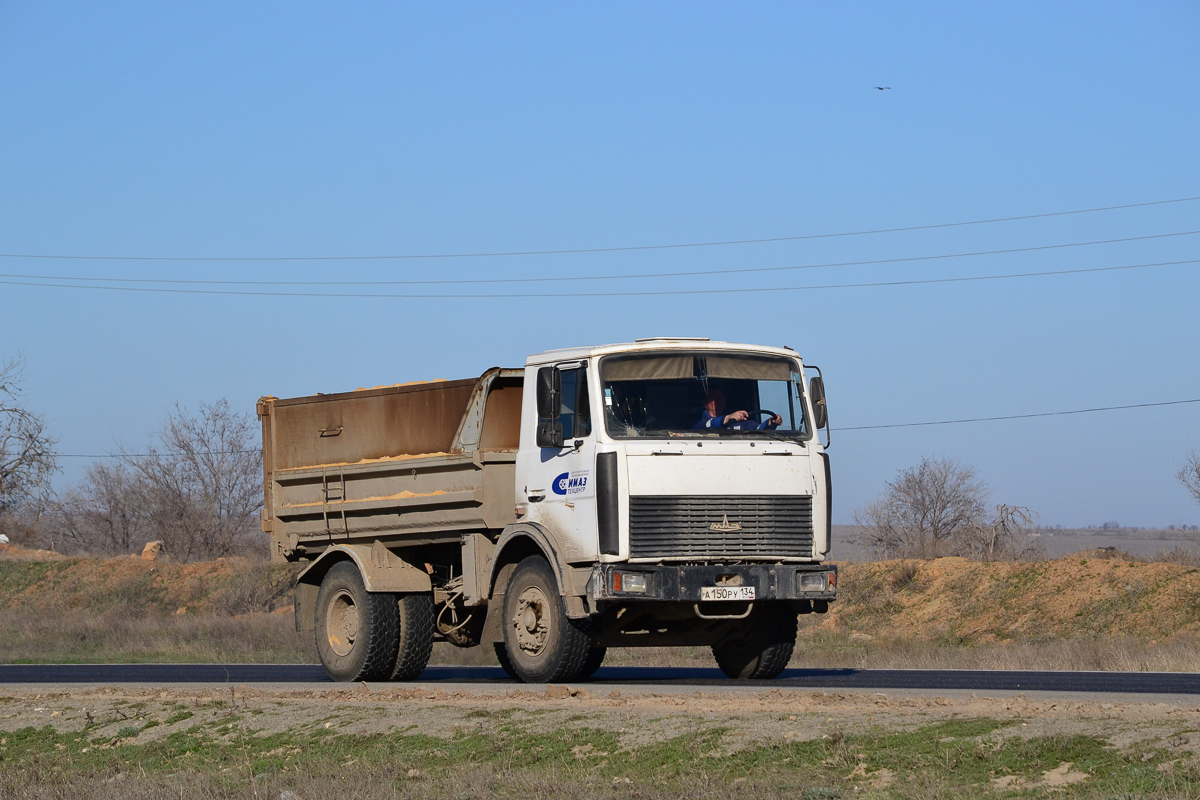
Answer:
[326, 589, 358, 657]
[513, 586, 550, 655]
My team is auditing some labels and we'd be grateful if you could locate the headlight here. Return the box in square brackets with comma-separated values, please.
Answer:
[613, 572, 648, 594]
[798, 572, 826, 592]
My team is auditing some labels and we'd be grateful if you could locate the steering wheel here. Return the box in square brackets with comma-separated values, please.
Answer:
[750, 409, 782, 427]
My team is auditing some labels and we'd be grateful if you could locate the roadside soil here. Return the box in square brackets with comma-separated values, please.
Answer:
[2, 684, 1199, 798]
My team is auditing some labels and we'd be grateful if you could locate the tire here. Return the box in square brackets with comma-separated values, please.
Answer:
[500, 556, 592, 683]
[578, 647, 607, 680]
[494, 642, 518, 679]
[390, 594, 435, 681]
[711, 604, 798, 680]
[314, 561, 400, 682]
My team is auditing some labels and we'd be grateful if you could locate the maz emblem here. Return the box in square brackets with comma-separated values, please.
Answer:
[709, 515, 743, 532]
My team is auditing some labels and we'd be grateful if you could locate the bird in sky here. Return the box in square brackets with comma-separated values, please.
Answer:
[874, 86, 891, 90]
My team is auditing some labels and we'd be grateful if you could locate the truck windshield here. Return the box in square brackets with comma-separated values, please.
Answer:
[600, 353, 810, 440]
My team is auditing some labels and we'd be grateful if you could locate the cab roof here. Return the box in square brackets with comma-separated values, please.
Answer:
[524, 338, 802, 366]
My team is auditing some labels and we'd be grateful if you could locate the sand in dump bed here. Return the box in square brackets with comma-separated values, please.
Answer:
[280, 489, 449, 509]
[354, 379, 447, 391]
[282, 452, 455, 471]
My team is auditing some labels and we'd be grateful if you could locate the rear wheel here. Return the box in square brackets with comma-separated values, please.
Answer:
[712, 604, 797, 680]
[500, 556, 591, 683]
[315, 561, 400, 681]
[390, 594, 435, 681]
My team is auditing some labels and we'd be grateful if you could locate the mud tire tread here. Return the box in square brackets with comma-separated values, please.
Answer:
[502, 556, 592, 683]
[712, 604, 798, 680]
[391, 594, 435, 681]
[315, 561, 400, 682]
[494, 642, 518, 679]
[578, 647, 607, 680]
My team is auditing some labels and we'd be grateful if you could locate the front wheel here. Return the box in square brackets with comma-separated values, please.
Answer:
[500, 556, 592, 683]
[578, 647, 607, 680]
[712, 604, 797, 680]
[314, 561, 400, 681]
[494, 642, 518, 679]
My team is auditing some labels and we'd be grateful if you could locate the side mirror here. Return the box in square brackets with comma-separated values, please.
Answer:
[536, 419, 564, 449]
[809, 375, 828, 430]
[535, 367, 564, 448]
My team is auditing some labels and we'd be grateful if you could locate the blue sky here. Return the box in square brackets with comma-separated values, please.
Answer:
[1, 2, 1197, 527]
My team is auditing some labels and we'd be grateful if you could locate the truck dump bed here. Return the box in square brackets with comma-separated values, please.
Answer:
[258, 368, 523, 562]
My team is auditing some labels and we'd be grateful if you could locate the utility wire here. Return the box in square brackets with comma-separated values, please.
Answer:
[1, 195, 1196, 263]
[2, 258, 1196, 300]
[2, 230, 1196, 287]
[56, 397, 1200, 457]
[839, 398, 1200, 431]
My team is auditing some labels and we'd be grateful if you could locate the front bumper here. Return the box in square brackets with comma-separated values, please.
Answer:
[589, 562, 837, 604]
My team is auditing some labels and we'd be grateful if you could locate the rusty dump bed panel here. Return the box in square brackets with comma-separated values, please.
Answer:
[258, 368, 523, 563]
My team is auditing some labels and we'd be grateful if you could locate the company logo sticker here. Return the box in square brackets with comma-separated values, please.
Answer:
[551, 470, 590, 496]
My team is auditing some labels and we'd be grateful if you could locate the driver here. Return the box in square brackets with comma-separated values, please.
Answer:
[694, 389, 782, 430]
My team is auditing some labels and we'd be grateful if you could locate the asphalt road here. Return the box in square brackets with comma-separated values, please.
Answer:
[3, 664, 1200, 695]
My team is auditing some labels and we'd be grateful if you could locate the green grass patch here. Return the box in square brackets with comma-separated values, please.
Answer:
[1, 714, 1197, 798]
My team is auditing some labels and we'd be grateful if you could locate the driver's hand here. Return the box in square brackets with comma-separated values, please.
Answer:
[770, 414, 782, 427]
[727, 410, 749, 423]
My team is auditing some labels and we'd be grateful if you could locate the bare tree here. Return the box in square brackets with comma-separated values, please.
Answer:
[856, 456, 1040, 561]
[1180, 449, 1200, 507]
[57, 462, 147, 555]
[962, 503, 1044, 562]
[0, 357, 57, 518]
[123, 400, 262, 561]
[855, 457, 987, 558]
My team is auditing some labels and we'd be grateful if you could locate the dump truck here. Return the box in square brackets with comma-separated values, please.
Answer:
[258, 338, 834, 683]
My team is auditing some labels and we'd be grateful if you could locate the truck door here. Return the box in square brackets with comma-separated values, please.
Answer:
[528, 361, 598, 559]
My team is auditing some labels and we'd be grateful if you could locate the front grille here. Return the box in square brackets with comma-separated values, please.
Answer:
[628, 495, 814, 559]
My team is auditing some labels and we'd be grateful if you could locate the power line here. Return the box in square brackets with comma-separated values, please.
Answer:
[56, 397, 1200, 457]
[839, 398, 1200, 431]
[2, 230, 1196, 287]
[2, 258, 1196, 300]
[1, 195, 1197, 263]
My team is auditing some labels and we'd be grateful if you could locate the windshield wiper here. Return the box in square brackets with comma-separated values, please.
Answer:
[753, 430, 805, 444]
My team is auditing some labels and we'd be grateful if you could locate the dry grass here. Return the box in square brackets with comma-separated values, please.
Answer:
[0, 553, 309, 664]
[9, 604, 1200, 672]
[0, 768, 858, 800]
[0, 607, 314, 665]
[5, 549, 1200, 672]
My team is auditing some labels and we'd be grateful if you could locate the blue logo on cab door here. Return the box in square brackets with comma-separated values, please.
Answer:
[552, 470, 589, 496]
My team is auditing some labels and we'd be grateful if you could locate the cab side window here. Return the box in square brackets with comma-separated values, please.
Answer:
[557, 366, 591, 439]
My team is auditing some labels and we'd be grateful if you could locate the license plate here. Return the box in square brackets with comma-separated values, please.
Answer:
[700, 585, 755, 602]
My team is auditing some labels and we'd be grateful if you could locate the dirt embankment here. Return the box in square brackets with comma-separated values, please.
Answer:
[3, 544, 1199, 645]
[818, 556, 1200, 644]
[0, 543, 298, 617]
